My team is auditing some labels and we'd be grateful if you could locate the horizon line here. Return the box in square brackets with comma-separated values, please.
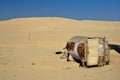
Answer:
[0, 16, 120, 22]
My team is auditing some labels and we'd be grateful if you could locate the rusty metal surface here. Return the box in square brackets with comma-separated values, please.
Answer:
[66, 36, 110, 67]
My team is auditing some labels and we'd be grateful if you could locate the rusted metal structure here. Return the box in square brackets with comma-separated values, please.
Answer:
[66, 36, 110, 67]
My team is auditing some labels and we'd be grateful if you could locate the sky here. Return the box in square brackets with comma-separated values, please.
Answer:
[0, 0, 120, 21]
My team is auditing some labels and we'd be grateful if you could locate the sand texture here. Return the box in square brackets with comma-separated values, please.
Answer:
[0, 17, 120, 80]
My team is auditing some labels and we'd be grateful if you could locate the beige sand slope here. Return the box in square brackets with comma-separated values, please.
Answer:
[0, 17, 120, 80]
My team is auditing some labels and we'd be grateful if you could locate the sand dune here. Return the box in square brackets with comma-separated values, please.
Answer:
[0, 17, 120, 47]
[0, 17, 120, 80]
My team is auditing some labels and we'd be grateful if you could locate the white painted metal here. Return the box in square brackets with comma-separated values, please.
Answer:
[69, 41, 81, 60]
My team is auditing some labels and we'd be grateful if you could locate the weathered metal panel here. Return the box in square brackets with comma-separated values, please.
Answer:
[104, 41, 110, 64]
[87, 38, 99, 66]
[99, 43, 104, 56]
[67, 36, 88, 60]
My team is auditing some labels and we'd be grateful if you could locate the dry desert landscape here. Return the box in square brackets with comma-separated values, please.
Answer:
[0, 17, 120, 80]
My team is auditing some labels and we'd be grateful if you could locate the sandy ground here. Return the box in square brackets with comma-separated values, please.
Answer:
[0, 17, 120, 80]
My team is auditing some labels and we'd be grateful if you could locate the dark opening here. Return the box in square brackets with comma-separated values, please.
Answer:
[109, 44, 120, 53]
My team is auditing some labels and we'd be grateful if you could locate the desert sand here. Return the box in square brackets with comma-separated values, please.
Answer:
[0, 17, 120, 80]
